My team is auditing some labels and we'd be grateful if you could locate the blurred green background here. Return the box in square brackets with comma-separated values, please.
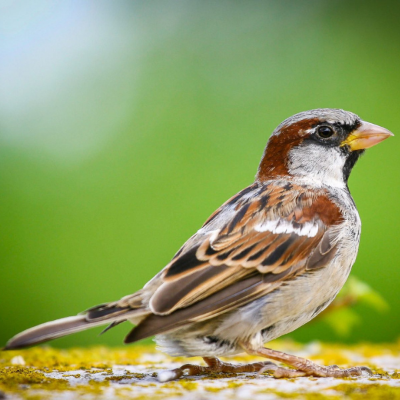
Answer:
[1, 0, 399, 348]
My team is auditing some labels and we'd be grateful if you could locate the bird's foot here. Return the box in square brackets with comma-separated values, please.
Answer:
[258, 363, 372, 378]
[157, 356, 276, 382]
[243, 344, 373, 379]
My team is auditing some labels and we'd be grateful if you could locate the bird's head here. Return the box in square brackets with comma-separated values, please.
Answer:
[257, 108, 393, 188]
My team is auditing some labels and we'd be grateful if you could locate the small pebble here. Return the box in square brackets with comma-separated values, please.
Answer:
[158, 370, 178, 382]
[11, 356, 25, 365]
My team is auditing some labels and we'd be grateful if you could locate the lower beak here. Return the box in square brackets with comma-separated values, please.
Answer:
[341, 121, 393, 150]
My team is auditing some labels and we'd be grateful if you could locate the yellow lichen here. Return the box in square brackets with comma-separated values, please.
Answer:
[0, 366, 69, 389]
[178, 380, 198, 390]
[330, 383, 400, 399]
[0, 341, 399, 399]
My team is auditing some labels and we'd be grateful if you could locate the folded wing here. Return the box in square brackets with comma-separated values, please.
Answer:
[126, 181, 343, 343]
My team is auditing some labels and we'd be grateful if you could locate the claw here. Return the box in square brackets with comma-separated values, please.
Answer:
[257, 362, 278, 376]
[358, 366, 373, 376]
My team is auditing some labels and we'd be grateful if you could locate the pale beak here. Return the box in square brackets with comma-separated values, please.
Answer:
[341, 121, 394, 150]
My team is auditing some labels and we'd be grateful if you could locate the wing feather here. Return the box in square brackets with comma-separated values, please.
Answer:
[129, 181, 344, 342]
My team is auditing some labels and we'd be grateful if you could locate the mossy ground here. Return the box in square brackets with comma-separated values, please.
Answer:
[1, 340, 399, 399]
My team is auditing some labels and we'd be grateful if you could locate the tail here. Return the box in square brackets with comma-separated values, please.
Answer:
[4, 315, 107, 350]
[4, 298, 148, 350]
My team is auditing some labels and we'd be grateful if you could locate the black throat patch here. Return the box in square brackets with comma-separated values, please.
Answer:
[342, 148, 365, 183]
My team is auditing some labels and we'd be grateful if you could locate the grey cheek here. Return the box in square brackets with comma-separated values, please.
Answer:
[287, 144, 346, 188]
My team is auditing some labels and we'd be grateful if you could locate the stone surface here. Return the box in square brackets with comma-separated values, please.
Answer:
[1, 340, 400, 399]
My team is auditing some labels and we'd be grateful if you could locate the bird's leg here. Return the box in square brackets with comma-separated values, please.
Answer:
[242, 345, 373, 378]
[157, 356, 277, 382]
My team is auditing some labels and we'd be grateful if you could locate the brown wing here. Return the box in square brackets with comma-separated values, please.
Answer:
[125, 181, 343, 343]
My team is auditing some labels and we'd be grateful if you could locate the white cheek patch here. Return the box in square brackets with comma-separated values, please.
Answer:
[255, 219, 319, 237]
[288, 144, 346, 189]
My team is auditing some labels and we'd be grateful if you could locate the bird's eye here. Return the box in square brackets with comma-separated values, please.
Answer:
[317, 126, 334, 138]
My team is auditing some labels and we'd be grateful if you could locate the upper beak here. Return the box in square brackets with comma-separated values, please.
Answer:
[341, 121, 394, 150]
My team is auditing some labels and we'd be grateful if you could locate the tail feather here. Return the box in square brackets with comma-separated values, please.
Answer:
[4, 295, 150, 351]
[4, 315, 107, 350]
[4, 311, 149, 351]
[100, 320, 126, 335]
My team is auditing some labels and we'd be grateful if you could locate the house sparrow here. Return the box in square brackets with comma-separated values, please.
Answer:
[5, 109, 393, 380]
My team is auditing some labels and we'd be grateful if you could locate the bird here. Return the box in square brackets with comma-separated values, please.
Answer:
[4, 108, 393, 381]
